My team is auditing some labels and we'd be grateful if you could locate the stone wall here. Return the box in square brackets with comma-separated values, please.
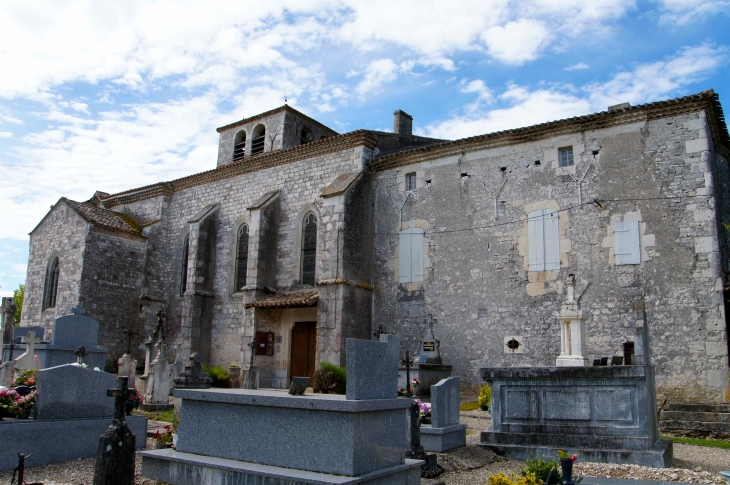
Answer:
[78, 228, 147, 370]
[21, 202, 89, 336]
[372, 110, 729, 402]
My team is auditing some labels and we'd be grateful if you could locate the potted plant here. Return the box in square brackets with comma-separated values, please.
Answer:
[12, 390, 36, 419]
[126, 388, 144, 415]
[0, 388, 20, 420]
[557, 450, 577, 485]
[478, 383, 492, 412]
[154, 424, 174, 449]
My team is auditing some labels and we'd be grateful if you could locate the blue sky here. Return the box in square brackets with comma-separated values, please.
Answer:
[1, 0, 729, 297]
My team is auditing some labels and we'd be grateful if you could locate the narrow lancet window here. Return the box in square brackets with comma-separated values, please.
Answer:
[301, 213, 317, 286]
[180, 234, 189, 296]
[43, 257, 59, 310]
[235, 224, 249, 290]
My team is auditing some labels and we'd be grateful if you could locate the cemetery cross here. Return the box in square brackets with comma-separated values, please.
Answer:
[122, 324, 138, 355]
[71, 304, 86, 315]
[74, 345, 88, 365]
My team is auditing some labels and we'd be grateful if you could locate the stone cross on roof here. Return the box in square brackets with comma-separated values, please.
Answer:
[71, 304, 86, 315]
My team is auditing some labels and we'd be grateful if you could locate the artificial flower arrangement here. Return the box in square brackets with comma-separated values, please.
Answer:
[14, 391, 37, 417]
[0, 387, 37, 419]
[154, 424, 174, 446]
[557, 450, 578, 462]
[126, 389, 144, 410]
[414, 399, 432, 425]
[12, 369, 38, 387]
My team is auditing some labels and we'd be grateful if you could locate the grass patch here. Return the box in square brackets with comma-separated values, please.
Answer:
[661, 435, 730, 449]
[136, 408, 175, 422]
[460, 401, 481, 411]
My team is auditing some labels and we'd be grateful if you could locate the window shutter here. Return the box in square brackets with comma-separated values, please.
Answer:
[615, 220, 640, 265]
[528, 210, 545, 271]
[543, 210, 561, 270]
[399, 230, 412, 283]
[411, 229, 425, 282]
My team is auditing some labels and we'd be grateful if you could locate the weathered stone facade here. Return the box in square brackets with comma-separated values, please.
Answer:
[19, 93, 730, 401]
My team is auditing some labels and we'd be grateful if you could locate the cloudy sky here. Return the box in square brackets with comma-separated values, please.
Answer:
[1, 0, 729, 298]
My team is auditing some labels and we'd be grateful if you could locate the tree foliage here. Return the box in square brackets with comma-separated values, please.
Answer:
[12, 284, 24, 326]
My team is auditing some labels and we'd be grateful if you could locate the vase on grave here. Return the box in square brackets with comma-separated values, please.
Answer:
[125, 402, 134, 415]
[560, 458, 573, 485]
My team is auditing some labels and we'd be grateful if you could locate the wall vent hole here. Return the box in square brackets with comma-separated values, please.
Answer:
[460, 173, 470, 177]
[592, 150, 600, 156]
[534, 160, 541, 166]
[500, 167, 507, 172]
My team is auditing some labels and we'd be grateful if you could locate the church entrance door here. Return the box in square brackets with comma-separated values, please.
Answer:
[290, 321, 316, 379]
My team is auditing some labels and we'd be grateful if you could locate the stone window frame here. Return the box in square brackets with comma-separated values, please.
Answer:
[559, 146, 574, 167]
[300, 126, 314, 145]
[229, 213, 251, 295]
[179, 230, 191, 297]
[405, 172, 417, 191]
[42, 251, 60, 311]
[292, 204, 322, 287]
[251, 123, 266, 155]
[233, 129, 247, 161]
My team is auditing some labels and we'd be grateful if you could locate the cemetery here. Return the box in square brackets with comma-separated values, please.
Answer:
[0, 300, 729, 485]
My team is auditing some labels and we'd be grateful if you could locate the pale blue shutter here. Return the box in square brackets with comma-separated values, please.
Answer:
[543, 209, 560, 270]
[615, 221, 640, 265]
[399, 230, 412, 283]
[412, 229, 425, 282]
[528, 210, 545, 271]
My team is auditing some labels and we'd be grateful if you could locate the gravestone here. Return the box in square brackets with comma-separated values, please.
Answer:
[633, 309, 651, 365]
[345, 334, 399, 400]
[173, 353, 211, 389]
[117, 353, 137, 389]
[171, 344, 184, 382]
[14, 331, 41, 371]
[142, 341, 172, 411]
[0, 361, 15, 386]
[2, 326, 45, 362]
[243, 340, 259, 389]
[421, 377, 467, 452]
[92, 376, 136, 485]
[416, 317, 452, 398]
[35, 364, 117, 419]
[0, 297, 15, 349]
[556, 275, 589, 367]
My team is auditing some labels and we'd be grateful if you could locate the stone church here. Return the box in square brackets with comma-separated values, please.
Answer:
[19, 90, 730, 402]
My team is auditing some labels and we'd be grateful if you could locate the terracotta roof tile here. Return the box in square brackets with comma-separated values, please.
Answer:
[63, 198, 143, 236]
[245, 290, 318, 309]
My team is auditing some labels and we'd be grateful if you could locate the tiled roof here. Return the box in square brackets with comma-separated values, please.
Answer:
[216, 104, 338, 135]
[320, 172, 361, 198]
[62, 198, 143, 236]
[245, 290, 318, 309]
[370, 89, 730, 171]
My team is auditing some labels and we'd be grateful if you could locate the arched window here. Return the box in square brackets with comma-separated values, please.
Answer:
[180, 234, 189, 296]
[43, 257, 59, 310]
[301, 212, 317, 286]
[233, 130, 246, 161]
[251, 124, 265, 155]
[300, 127, 313, 145]
[235, 224, 249, 290]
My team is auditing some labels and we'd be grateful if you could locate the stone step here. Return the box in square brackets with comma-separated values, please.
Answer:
[660, 410, 730, 423]
[659, 419, 730, 438]
[480, 431, 650, 450]
[664, 402, 730, 413]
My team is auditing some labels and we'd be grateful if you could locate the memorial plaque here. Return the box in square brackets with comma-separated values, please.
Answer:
[423, 342, 435, 352]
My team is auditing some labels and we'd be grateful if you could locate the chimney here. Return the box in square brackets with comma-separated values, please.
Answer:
[393, 110, 413, 136]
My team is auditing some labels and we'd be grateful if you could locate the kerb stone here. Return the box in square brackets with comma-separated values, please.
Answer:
[345, 334, 399, 400]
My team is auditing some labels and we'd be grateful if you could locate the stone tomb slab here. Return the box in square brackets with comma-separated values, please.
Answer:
[174, 388, 411, 477]
[35, 364, 117, 420]
[51, 314, 101, 348]
[422, 377, 467, 452]
[345, 334, 399, 400]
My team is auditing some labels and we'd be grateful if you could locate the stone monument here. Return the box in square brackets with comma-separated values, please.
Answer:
[117, 325, 138, 389]
[556, 274, 589, 367]
[139, 335, 421, 485]
[142, 340, 172, 411]
[242, 339, 259, 390]
[0, 297, 15, 352]
[421, 377, 467, 452]
[0, 364, 147, 472]
[92, 376, 136, 485]
[14, 331, 42, 372]
[416, 315, 452, 397]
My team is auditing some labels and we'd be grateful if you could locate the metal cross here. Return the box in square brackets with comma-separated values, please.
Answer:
[70, 304, 86, 315]
[107, 376, 129, 425]
[122, 324, 138, 355]
[249, 339, 256, 366]
[154, 309, 166, 342]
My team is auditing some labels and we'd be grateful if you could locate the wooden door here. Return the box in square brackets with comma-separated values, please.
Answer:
[290, 322, 317, 379]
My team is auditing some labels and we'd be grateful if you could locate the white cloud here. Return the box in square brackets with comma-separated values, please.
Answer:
[355, 59, 400, 96]
[585, 44, 726, 109]
[566, 63, 589, 70]
[0, 132, 12, 138]
[656, 0, 730, 24]
[481, 19, 552, 65]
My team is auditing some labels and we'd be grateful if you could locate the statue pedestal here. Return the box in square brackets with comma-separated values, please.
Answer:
[556, 302, 588, 367]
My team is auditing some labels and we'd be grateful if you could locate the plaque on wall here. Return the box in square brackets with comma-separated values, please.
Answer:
[423, 342, 435, 352]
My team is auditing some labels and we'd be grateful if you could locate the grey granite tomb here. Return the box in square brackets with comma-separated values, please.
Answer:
[421, 377, 467, 452]
[139, 334, 421, 485]
[0, 364, 147, 472]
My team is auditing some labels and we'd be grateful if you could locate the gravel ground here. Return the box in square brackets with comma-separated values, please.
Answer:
[2, 413, 730, 485]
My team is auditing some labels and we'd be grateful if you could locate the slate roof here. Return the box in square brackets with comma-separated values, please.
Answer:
[62, 198, 143, 236]
[320, 172, 361, 198]
[244, 290, 319, 309]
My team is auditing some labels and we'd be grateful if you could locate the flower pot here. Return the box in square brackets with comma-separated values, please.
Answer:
[172, 433, 178, 449]
[15, 410, 30, 419]
[155, 441, 172, 449]
[560, 458, 574, 485]
[125, 402, 135, 415]
[480, 404, 488, 411]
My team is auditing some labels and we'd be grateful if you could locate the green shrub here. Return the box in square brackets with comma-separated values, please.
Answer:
[203, 365, 231, 388]
[312, 362, 347, 394]
[521, 457, 562, 484]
